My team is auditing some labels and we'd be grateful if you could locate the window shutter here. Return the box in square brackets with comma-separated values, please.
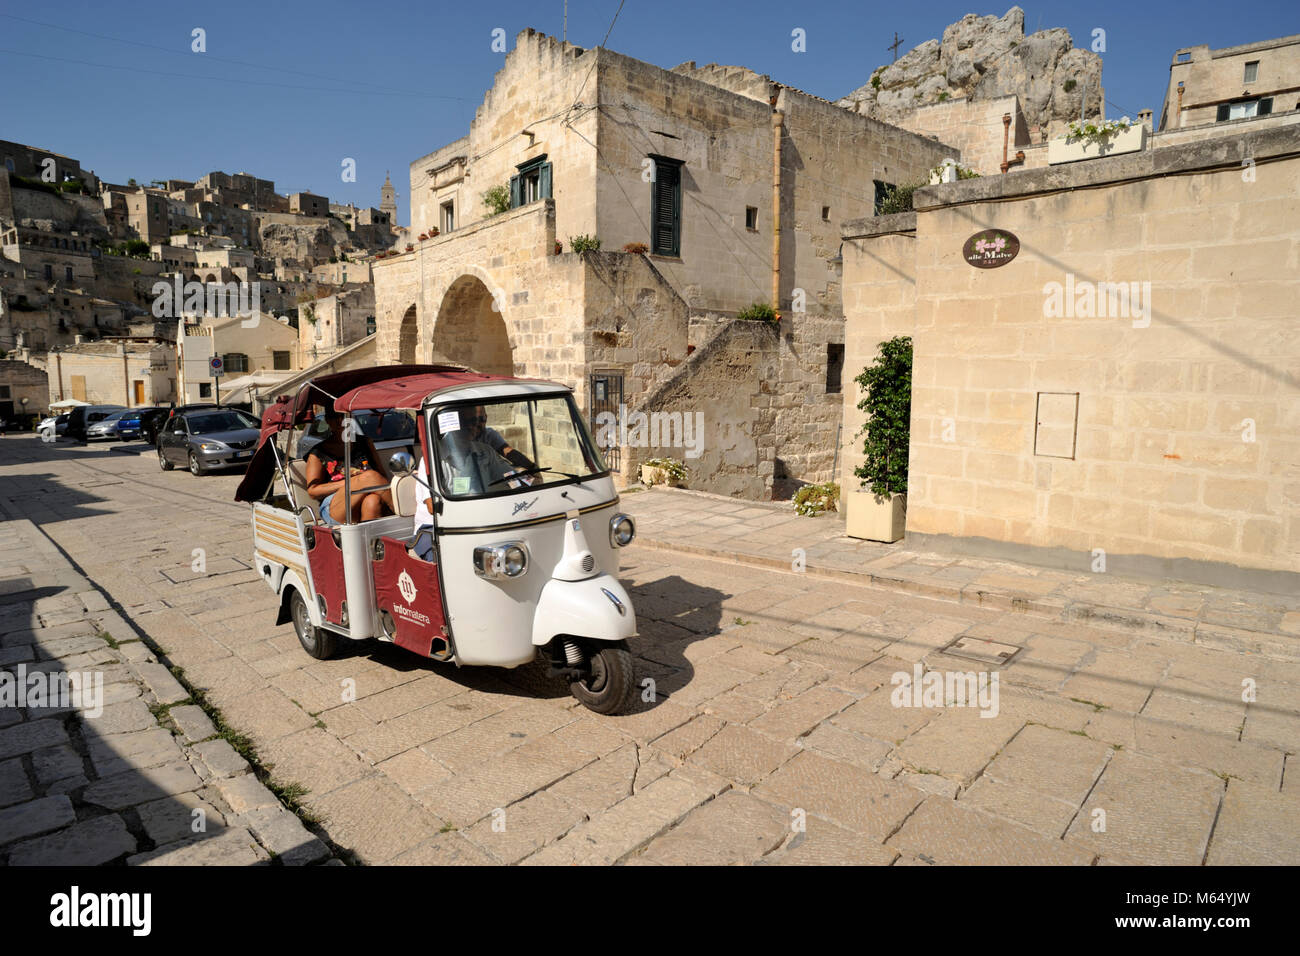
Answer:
[509, 175, 522, 209]
[1258, 97, 1273, 116]
[651, 161, 681, 256]
[539, 162, 552, 199]
[1216, 104, 1230, 122]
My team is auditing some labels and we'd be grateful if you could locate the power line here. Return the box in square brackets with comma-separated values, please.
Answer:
[568, 0, 627, 115]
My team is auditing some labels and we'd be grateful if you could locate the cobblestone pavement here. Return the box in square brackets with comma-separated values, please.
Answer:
[2, 434, 1297, 865]
[0, 515, 330, 865]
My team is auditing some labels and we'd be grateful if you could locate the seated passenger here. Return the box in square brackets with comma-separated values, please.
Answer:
[305, 410, 394, 525]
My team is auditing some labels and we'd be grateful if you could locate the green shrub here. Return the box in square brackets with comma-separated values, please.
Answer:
[736, 302, 778, 322]
[870, 68, 884, 91]
[569, 234, 601, 253]
[878, 183, 920, 215]
[482, 184, 510, 216]
[853, 336, 912, 497]
[793, 482, 840, 517]
[1063, 79, 1077, 93]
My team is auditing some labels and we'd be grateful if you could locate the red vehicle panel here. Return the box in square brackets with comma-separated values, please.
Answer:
[306, 526, 347, 625]
[372, 537, 448, 657]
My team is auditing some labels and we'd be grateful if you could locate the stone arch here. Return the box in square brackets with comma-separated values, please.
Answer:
[431, 273, 514, 375]
[398, 304, 418, 364]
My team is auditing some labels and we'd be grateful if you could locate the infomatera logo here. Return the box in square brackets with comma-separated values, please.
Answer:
[151, 277, 262, 325]
[1042, 273, 1153, 328]
[0, 664, 103, 718]
[592, 405, 705, 459]
[891, 663, 999, 718]
[50, 886, 151, 936]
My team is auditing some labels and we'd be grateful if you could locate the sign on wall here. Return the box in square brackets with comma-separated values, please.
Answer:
[963, 229, 1020, 269]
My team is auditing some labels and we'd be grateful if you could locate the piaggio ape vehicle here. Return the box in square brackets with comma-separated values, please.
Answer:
[234, 365, 640, 714]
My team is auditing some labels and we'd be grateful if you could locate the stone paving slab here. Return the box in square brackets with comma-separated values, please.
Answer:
[3, 438, 1297, 866]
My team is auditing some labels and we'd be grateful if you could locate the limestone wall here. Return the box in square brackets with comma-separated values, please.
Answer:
[843, 123, 1300, 584]
[900, 95, 1031, 176]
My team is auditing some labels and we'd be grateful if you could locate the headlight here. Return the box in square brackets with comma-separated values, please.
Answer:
[473, 541, 529, 579]
[199, 442, 225, 452]
[609, 513, 635, 548]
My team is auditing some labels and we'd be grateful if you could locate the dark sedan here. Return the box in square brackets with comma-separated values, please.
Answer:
[157, 408, 262, 476]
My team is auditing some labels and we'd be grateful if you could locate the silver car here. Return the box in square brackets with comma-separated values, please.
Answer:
[86, 409, 130, 441]
[156, 408, 261, 476]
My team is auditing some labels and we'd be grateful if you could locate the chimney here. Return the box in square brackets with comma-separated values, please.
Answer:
[1138, 109, 1153, 131]
[74, 334, 83, 345]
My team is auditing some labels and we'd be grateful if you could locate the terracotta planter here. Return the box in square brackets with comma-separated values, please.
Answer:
[845, 491, 906, 543]
[1048, 124, 1146, 165]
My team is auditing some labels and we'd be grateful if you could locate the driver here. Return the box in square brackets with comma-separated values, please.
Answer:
[440, 405, 534, 494]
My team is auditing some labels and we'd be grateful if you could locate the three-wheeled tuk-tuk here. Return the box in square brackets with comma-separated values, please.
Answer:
[234, 365, 641, 714]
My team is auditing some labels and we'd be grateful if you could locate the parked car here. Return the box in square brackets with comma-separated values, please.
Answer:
[115, 406, 162, 442]
[86, 410, 132, 441]
[37, 413, 70, 437]
[157, 408, 262, 475]
[151, 403, 219, 444]
[67, 405, 126, 441]
[138, 407, 173, 445]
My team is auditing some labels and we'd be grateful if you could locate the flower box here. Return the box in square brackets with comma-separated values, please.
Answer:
[1048, 124, 1146, 165]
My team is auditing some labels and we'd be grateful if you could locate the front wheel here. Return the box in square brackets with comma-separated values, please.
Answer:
[188, 451, 205, 476]
[569, 640, 637, 715]
[290, 588, 336, 660]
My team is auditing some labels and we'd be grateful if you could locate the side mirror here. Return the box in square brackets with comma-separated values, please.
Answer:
[388, 451, 415, 475]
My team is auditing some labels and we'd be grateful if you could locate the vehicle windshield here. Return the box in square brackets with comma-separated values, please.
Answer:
[187, 410, 260, 434]
[431, 393, 607, 499]
[95, 411, 127, 423]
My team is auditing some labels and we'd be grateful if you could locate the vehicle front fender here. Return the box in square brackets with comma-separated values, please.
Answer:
[531, 573, 637, 646]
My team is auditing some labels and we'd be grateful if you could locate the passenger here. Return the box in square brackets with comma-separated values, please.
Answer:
[305, 410, 394, 525]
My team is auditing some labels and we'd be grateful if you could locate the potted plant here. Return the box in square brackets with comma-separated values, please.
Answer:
[418, 233, 428, 241]
[554, 240, 563, 255]
[405, 243, 414, 253]
[640, 456, 688, 488]
[430, 227, 439, 237]
[846, 335, 911, 542]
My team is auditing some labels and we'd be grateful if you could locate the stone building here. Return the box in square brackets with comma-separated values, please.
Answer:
[0, 355, 48, 421]
[176, 314, 301, 404]
[289, 192, 329, 218]
[1160, 33, 1300, 130]
[0, 141, 97, 192]
[375, 28, 956, 495]
[839, 116, 1300, 593]
[46, 339, 175, 408]
[298, 285, 375, 364]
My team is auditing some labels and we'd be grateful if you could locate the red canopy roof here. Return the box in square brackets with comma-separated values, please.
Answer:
[334, 370, 507, 412]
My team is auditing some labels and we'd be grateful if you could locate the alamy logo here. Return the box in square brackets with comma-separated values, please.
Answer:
[151, 276, 261, 323]
[1043, 273, 1152, 327]
[397, 569, 417, 604]
[891, 663, 1000, 718]
[0, 664, 103, 718]
[50, 886, 151, 936]
[593, 405, 704, 459]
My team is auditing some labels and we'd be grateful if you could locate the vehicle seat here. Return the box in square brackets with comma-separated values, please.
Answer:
[285, 458, 321, 523]
[390, 473, 418, 517]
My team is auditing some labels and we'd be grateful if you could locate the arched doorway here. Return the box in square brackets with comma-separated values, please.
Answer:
[398, 304, 417, 364]
[431, 274, 513, 375]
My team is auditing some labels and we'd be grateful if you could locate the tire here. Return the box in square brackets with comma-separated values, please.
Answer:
[158, 445, 173, 471]
[290, 588, 336, 660]
[188, 451, 205, 476]
[569, 640, 637, 715]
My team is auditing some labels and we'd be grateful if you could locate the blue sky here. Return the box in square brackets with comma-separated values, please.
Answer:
[2, 0, 1297, 222]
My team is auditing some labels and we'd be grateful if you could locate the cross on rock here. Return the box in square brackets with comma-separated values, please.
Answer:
[888, 32, 905, 62]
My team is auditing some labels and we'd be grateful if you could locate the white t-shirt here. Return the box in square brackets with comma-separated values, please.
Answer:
[413, 457, 434, 531]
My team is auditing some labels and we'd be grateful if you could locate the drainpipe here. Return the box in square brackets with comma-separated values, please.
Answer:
[771, 108, 783, 311]
[55, 350, 64, 401]
[1176, 83, 1185, 128]
[1001, 113, 1026, 174]
[121, 344, 130, 407]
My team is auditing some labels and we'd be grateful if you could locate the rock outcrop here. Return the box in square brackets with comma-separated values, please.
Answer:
[838, 7, 1103, 139]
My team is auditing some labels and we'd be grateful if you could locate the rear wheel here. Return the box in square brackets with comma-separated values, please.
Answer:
[158, 445, 173, 471]
[569, 640, 637, 715]
[290, 588, 336, 660]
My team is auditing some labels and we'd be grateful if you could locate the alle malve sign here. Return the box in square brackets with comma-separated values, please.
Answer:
[963, 229, 1020, 269]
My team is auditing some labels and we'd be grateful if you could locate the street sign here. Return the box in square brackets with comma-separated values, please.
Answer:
[209, 355, 224, 377]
